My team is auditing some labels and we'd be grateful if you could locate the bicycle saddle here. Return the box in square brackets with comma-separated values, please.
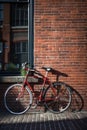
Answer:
[42, 67, 52, 72]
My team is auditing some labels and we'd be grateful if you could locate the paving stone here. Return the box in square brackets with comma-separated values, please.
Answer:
[0, 111, 87, 130]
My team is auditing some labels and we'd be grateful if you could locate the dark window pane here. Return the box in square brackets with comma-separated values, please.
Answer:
[15, 43, 21, 53]
[11, 4, 28, 26]
[12, 41, 28, 66]
[22, 42, 28, 52]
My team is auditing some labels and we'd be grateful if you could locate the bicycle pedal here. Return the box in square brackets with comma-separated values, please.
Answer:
[37, 101, 44, 106]
[31, 103, 37, 109]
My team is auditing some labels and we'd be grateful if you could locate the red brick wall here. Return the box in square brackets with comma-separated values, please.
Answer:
[34, 0, 87, 110]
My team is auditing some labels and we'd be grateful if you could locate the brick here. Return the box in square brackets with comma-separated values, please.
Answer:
[34, 0, 87, 110]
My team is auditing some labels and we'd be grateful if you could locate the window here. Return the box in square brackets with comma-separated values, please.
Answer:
[10, 41, 28, 68]
[15, 41, 28, 54]
[0, 1, 34, 75]
[11, 4, 28, 26]
[0, 4, 3, 25]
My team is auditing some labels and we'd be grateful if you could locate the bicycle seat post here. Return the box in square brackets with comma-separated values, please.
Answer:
[42, 67, 51, 78]
[45, 71, 48, 78]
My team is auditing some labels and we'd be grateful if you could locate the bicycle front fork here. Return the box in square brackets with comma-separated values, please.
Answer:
[16, 86, 25, 101]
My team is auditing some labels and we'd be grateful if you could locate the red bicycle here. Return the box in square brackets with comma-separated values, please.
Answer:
[4, 63, 71, 115]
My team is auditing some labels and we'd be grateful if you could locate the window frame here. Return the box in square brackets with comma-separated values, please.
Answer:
[0, 0, 34, 75]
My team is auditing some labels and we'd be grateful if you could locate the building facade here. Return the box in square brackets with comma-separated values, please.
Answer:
[0, 0, 87, 111]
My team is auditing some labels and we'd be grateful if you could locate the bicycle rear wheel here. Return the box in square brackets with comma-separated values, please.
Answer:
[4, 84, 32, 115]
[44, 82, 71, 113]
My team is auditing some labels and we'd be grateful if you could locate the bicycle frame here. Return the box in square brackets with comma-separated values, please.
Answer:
[18, 68, 56, 102]
[4, 65, 72, 114]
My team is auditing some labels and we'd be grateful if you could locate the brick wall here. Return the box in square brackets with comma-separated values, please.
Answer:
[34, 0, 87, 110]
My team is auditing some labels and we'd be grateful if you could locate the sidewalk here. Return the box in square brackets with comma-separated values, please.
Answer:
[0, 110, 87, 130]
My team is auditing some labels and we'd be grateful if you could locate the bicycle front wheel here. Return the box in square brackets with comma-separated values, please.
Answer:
[44, 82, 71, 113]
[4, 84, 32, 115]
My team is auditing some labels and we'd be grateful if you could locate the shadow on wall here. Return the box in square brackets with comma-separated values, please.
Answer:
[50, 68, 84, 112]
[69, 87, 84, 112]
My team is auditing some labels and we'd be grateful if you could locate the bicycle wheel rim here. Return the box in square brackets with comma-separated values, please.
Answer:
[4, 84, 32, 115]
[44, 82, 71, 113]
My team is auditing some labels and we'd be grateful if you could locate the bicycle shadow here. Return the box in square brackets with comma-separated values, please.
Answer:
[68, 86, 84, 112]
[32, 68, 84, 112]
[51, 68, 68, 81]
[50, 68, 84, 112]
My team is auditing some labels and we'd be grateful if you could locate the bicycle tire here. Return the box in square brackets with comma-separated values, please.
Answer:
[4, 84, 32, 115]
[44, 82, 71, 113]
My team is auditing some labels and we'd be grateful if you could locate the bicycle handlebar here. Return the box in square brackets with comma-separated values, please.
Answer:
[21, 62, 52, 77]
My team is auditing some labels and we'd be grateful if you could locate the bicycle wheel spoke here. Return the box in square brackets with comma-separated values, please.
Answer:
[44, 82, 71, 113]
[4, 84, 32, 114]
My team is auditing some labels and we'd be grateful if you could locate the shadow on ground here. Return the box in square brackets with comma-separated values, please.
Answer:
[0, 111, 87, 130]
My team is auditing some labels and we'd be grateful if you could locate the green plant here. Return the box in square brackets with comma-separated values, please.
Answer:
[20, 63, 29, 76]
[7, 63, 17, 71]
[20, 68, 27, 76]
